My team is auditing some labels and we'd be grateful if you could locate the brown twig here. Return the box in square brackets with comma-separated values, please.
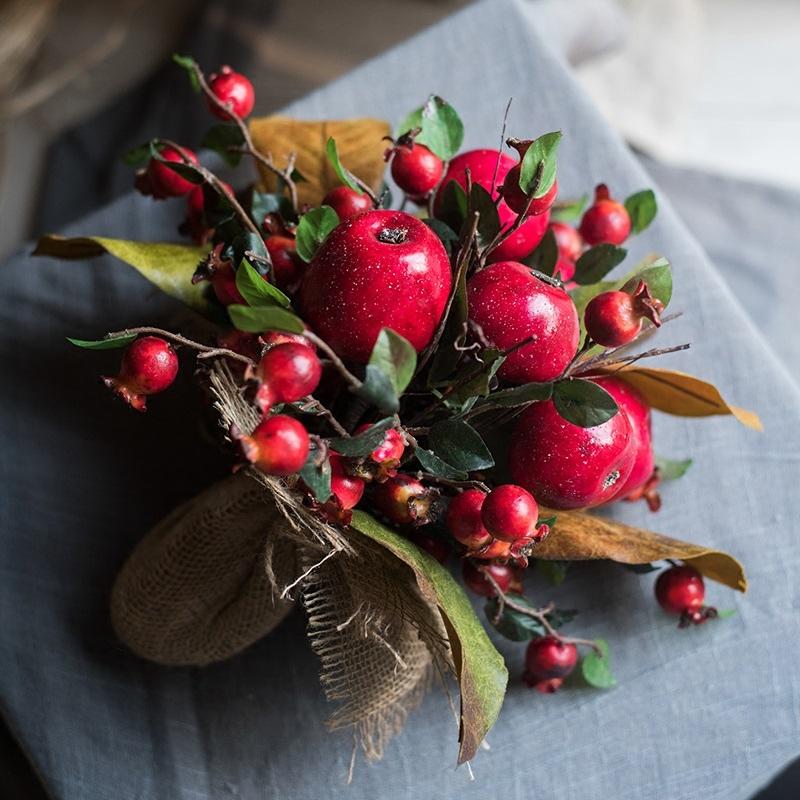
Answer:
[573, 343, 691, 376]
[490, 97, 513, 195]
[417, 474, 491, 493]
[302, 397, 350, 437]
[302, 330, 363, 391]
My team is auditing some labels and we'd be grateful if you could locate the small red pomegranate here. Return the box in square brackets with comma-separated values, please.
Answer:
[236, 415, 309, 475]
[191, 244, 251, 306]
[253, 342, 321, 412]
[299, 210, 451, 362]
[467, 261, 579, 383]
[265, 235, 304, 292]
[447, 489, 492, 551]
[371, 474, 434, 526]
[207, 66, 255, 120]
[509, 391, 635, 509]
[389, 141, 444, 200]
[553, 256, 576, 283]
[462, 561, 514, 598]
[328, 451, 365, 510]
[434, 149, 550, 263]
[550, 221, 583, 262]
[579, 184, 631, 246]
[102, 336, 179, 412]
[321, 186, 372, 222]
[524, 636, 578, 692]
[584, 280, 663, 348]
[655, 565, 705, 615]
[501, 140, 559, 217]
[145, 145, 198, 198]
[481, 485, 540, 544]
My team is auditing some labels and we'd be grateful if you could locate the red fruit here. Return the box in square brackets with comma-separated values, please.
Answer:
[207, 66, 255, 120]
[322, 186, 373, 222]
[584, 280, 663, 348]
[579, 184, 631, 246]
[481, 485, 539, 543]
[212, 260, 246, 306]
[462, 561, 514, 598]
[550, 221, 583, 262]
[237, 414, 309, 475]
[553, 256, 576, 283]
[509, 392, 635, 509]
[389, 142, 443, 199]
[447, 489, 492, 551]
[467, 261, 579, 383]
[299, 209, 451, 362]
[524, 636, 577, 689]
[371, 473, 433, 526]
[502, 167, 558, 216]
[472, 537, 512, 561]
[146, 145, 198, 198]
[102, 336, 179, 412]
[410, 532, 449, 564]
[255, 342, 321, 410]
[329, 452, 365, 510]
[259, 331, 313, 350]
[354, 424, 406, 464]
[434, 149, 550, 263]
[265, 235, 304, 292]
[183, 182, 235, 244]
[655, 565, 705, 615]
[217, 329, 262, 361]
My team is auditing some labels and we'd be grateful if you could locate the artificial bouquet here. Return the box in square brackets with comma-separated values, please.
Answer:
[35, 57, 759, 770]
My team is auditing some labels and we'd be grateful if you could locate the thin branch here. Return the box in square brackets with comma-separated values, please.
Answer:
[302, 331, 363, 391]
[490, 97, 513, 195]
[302, 397, 349, 437]
[416, 474, 491, 493]
[573, 343, 691, 376]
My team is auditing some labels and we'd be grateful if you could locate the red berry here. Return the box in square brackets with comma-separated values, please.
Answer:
[146, 145, 198, 198]
[584, 280, 663, 348]
[389, 142, 443, 199]
[238, 415, 309, 475]
[255, 342, 321, 410]
[371, 473, 433, 526]
[329, 451, 365, 510]
[410, 532, 449, 564]
[216, 329, 262, 361]
[259, 331, 313, 350]
[509, 391, 635, 509]
[354, 424, 406, 464]
[265, 235, 304, 292]
[480, 485, 539, 543]
[207, 66, 255, 120]
[502, 165, 558, 216]
[434, 149, 550, 263]
[553, 256, 576, 283]
[472, 537, 513, 561]
[322, 186, 372, 222]
[579, 184, 631, 246]
[102, 336, 179, 412]
[524, 636, 577, 687]
[447, 489, 492, 551]
[550, 222, 583, 262]
[467, 261, 579, 383]
[655, 565, 705, 615]
[299, 210, 451, 362]
[462, 561, 513, 598]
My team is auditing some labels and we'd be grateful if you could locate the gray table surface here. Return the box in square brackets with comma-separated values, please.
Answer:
[2, 1, 799, 798]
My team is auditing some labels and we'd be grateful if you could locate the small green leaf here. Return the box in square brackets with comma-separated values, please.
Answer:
[414, 447, 468, 480]
[423, 218, 460, 256]
[294, 206, 340, 262]
[485, 594, 577, 642]
[299, 442, 332, 502]
[470, 183, 501, 247]
[369, 328, 417, 395]
[655, 456, 693, 481]
[716, 609, 737, 619]
[172, 54, 201, 92]
[522, 227, 558, 276]
[518, 132, 562, 198]
[397, 96, 464, 161]
[228, 304, 305, 334]
[620, 258, 672, 309]
[550, 195, 588, 223]
[483, 381, 553, 407]
[553, 379, 618, 428]
[235, 260, 291, 308]
[536, 560, 569, 586]
[574, 244, 627, 285]
[580, 639, 616, 689]
[328, 418, 395, 457]
[623, 563, 660, 574]
[201, 124, 245, 167]
[325, 137, 362, 193]
[454, 348, 506, 403]
[251, 188, 296, 224]
[67, 333, 138, 351]
[429, 418, 494, 472]
[624, 189, 657, 234]
[358, 365, 399, 414]
[435, 179, 468, 231]
[122, 142, 153, 167]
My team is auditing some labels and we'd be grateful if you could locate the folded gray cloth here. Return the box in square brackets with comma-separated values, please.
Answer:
[1, 1, 798, 799]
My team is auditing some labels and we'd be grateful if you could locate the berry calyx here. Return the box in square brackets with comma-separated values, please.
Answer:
[265, 235, 304, 293]
[550, 221, 583, 262]
[655, 565, 716, 626]
[584, 280, 663, 348]
[253, 342, 321, 412]
[235, 415, 309, 476]
[579, 184, 631, 246]
[472, 537, 513, 561]
[447, 489, 492, 551]
[321, 186, 372, 222]
[371, 473, 436, 526]
[388, 140, 443, 200]
[143, 145, 198, 198]
[523, 636, 578, 691]
[102, 336, 179, 412]
[207, 66, 255, 120]
[462, 562, 514, 598]
[481, 485, 541, 544]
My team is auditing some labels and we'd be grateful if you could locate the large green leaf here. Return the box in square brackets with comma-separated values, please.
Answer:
[397, 96, 464, 161]
[33, 235, 213, 316]
[350, 510, 507, 764]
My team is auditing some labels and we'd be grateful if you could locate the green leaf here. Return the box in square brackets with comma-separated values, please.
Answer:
[201, 124, 245, 167]
[423, 218, 460, 256]
[228, 304, 305, 334]
[453, 348, 506, 403]
[522, 227, 558, 276]
[251, 188, 296, 224]
[369, 328, 417, 395]
[716, 608, 737, 619]
[435, 179, 468, 231]
[294, 206, 340, 262]
[235, 259, 291, 308]
[580, 639, 616, 689]
[623, 563, 660, 574]
[470, 183, 501, 247]
[620, 258, 672, 309]
[518, 131, 562, 198]
[350, 510, 507, 763]
[172, 53, 201, 92]
[655, 456, 693, 481]
[299, 442, 332, 502]
[32, 235, 214, 317]
[397, 95, 464, 161]
[550, 195, 588, 223]
[574, 244, 627, 285]
[484, 594, 577, 642]
[358, 365, 400, 414]
[67, 333, 138, 351]
[483, 381, 553, 407]
[536, 560, 569, 586]
[553, 379, 619, 428]
[429, 418, 494, 472]
[325, 137, 362, 193]
[122, 142, 152, 167]
[414, 447, 468, 480]
[328, 418, 395, 457]
[624, 189, 657, 234]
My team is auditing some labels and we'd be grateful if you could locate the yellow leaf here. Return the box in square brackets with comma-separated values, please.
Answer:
[536, 508, 747, 591]
[597, 366, 762, 431]
[249, 116, 391, 207]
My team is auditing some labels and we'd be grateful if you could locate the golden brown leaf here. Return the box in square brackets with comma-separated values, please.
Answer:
[536, 508, 747, 592]
[249, 116, 391, 207]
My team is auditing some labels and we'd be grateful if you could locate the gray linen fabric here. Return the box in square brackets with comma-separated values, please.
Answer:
[1, 1, 798, 798]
